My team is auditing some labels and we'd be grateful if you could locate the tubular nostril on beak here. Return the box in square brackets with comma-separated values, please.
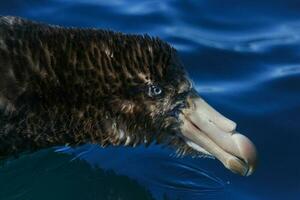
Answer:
[222, 119, 236, 133]
[190, 96, 237, 133]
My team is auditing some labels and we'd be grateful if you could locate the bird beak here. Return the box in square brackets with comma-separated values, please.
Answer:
[179, 91, 257, 176]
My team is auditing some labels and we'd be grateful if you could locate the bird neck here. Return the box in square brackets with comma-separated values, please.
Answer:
[0, 104, 113, 158]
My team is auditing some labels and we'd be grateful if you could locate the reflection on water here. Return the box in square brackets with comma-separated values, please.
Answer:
[0, 150, 155, 200]
[0, 0, 300, 200]
[163, 23, 300, 53]
[57, 145, 228, 200]
[197, 64, 300, 94]
[272, 64, 300, 77]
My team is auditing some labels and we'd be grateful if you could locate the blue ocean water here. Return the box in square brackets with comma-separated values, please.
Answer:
[0, 0, 299, 199]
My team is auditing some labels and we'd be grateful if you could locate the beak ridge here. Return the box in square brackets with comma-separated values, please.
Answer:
[180, 93, 257, 176]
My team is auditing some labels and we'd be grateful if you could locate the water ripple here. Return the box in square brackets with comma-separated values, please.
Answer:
[57, 145, 228, 200]
[163, 22, 300, 53]
[1, 0, 300, 199]
[196, 64, 300, 94]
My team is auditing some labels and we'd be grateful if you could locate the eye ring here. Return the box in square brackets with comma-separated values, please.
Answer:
[148, 85, 162, 97]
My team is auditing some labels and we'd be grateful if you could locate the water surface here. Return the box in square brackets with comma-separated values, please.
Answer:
[0, 0, 299, 199]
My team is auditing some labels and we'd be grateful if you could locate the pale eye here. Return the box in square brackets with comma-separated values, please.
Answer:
[188, 79, 193, 89]
[148, 85, 162, 97]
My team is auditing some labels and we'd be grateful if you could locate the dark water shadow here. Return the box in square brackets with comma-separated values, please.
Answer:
[57, 144, 237, 200]
[0, 149, 155, 200]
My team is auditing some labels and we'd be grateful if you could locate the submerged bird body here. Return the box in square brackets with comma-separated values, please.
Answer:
[0, 16, 257, 176]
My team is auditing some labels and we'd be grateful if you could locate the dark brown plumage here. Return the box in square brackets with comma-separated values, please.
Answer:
[0, 17, 257, 177]
[0, 16, 191, 158]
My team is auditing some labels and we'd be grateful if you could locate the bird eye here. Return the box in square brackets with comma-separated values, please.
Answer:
[148, 85, 162, 97]
[188, 79, 193, 89]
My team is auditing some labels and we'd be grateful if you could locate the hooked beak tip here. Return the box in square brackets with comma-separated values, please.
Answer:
[180, 93, 258, 176]
[226, 157, 251, 176]
[227, 133, 257, 176]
